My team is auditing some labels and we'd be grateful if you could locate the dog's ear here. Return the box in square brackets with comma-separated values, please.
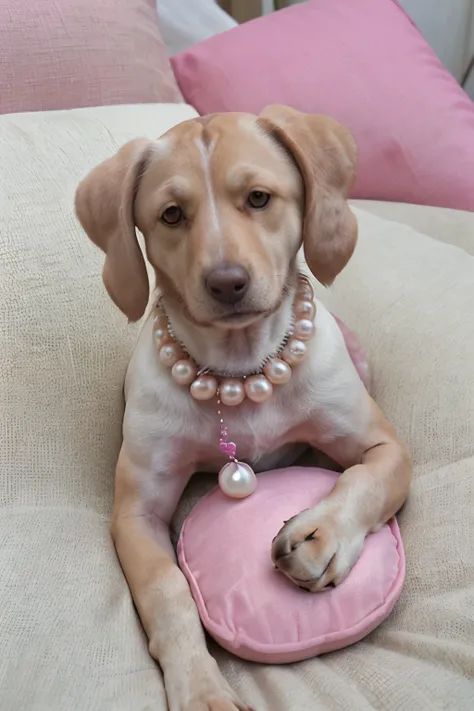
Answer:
[75, 139, 152, 321]
[258, 105, 357, 285]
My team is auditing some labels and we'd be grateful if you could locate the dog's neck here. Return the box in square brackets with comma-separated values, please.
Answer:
[162, 293, 295, 377]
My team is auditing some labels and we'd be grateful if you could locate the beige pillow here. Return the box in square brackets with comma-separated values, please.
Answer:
[0, 103, 197, 513]
[1, 104, 473, 710]
[352, 199, 474, 256]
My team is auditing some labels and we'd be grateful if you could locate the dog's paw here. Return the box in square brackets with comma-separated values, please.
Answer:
[271, 504, 365, 592]
[166, 658, 253, 711]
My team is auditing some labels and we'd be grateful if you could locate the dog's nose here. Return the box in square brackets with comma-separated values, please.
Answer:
[205, 263, 250, 304]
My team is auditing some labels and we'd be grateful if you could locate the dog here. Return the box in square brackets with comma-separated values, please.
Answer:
[75, 105, 412, 711]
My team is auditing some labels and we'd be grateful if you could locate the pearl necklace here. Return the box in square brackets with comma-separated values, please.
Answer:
[153, 275, 316, 499]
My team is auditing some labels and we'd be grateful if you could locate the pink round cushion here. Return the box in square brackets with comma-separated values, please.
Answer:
[178, 467, 405, 664]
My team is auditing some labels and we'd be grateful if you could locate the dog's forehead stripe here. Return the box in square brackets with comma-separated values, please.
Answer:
[194, 135, 221, 257]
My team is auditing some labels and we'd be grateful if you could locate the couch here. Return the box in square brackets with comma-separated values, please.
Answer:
[1, 4, 474, 711]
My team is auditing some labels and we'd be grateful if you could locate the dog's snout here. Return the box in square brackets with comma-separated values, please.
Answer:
[205, 263, 250, 304]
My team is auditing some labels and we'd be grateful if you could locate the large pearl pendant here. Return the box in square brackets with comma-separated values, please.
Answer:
[218, 461, 257, 499]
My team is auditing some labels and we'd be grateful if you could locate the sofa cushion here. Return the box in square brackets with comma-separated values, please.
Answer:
[0, 0, 183, 115]
[352, 200, 474, 255]
[171, 0, 474, 212]
[0, 103, 197, 513]
[1, 104, 474, 709]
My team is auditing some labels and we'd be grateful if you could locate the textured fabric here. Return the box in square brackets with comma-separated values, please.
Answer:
[1, 103, 474, 710]
[178, 468, 404, 664]
[0, 0, 182, 115]
[171, 0, 474, 212]
[352, 200, 474, 256]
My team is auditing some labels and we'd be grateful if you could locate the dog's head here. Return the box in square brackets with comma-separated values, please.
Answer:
[75, 106, 357, 325]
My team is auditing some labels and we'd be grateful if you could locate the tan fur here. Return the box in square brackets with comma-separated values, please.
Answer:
[259, 105, 358, 286]
[75, 107, 412, 711]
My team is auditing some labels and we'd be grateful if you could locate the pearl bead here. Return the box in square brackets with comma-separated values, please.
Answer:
[293, 318, 316, 341]
[298, 286, 313, 301]
[153, 310, 167, 325]
[282, 338, 307, 365]
[244, 374, 273, 403]
[153, 326, 169, 348]
[294, 299, 315, 321]
[220, 379, 245, 406]
[171, 359, 197, 386]
[264, 358, 292, 385]
[218, 461, 257, 499]
[297, 279, 314, 298]
[190, 375, 218, 400]
[159, 342, 182, 368]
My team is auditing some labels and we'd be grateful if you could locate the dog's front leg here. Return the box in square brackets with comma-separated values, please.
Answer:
[272, 395, 412, 592]
[112, 445, 250, 711]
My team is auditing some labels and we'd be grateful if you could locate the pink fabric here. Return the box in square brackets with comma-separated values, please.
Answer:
[334, 316, 371, 391]
[171, 0, 474, 212]
[0, 0, 182, 115]
[178, 468, 405, 664]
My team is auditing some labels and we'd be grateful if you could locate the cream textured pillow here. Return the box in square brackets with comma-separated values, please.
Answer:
[0, 104, 198, 514]
[1, 103, 474, 710]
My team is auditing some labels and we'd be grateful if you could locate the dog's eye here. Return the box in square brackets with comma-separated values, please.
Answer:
[161, 205, 184, 226]
[247, 190, 271, 210]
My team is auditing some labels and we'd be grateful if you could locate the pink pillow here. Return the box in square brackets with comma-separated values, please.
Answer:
[171, 0, 474, 212]
[0, 0, 182, 115]
[178, 468, 405, 664]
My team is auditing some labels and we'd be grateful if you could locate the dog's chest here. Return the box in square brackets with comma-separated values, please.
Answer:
[190, 385, 311, 473]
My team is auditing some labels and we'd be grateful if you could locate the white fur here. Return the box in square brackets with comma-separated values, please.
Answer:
[194, 136, 222, 261]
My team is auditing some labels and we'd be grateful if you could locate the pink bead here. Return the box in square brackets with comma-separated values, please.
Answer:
[220, 441, 237, 458]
